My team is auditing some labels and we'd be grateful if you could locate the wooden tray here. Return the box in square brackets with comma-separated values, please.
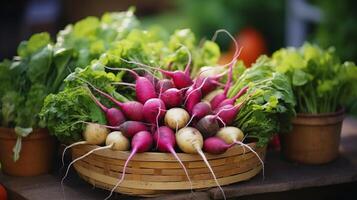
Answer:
[72, 143, 266, 197]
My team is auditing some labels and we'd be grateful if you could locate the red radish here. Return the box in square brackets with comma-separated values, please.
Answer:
[143, 98, 166, 124]
[161, 88, 183, 108]
[156, 79, 174, 94]
[185, 102, 212, 127]
[104, 67, 157, 104]
[100, 121, 148, 138]
[105, 131, 153, 200]
[203, 137, 233, 154]
[176, 127, 226, 199]
[153, 126, 193, 189]
[217, 86, 248, 108]
[86, 87, 125, 126]
[216, 127, 264, 179]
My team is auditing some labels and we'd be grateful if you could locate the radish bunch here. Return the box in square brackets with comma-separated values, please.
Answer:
[61, 37, 265, 200]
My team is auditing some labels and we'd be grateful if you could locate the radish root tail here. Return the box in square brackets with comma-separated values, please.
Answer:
[61, 145, 113, 198]
[196, 147, 226, 200]
[234, 141, 265, 180]
[105, 148, 137, 200]
[61, 141, 87, 170]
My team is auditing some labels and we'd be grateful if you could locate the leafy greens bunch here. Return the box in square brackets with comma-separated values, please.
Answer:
[228, 60, 296, 146]
[268, 43, 357, 114]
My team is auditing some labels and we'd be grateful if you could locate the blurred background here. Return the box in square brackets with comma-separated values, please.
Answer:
[1, 0, 356, 65]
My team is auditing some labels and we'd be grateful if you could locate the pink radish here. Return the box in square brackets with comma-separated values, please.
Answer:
[161, 88, 183, 108]
[216, 126, 265, 179]
[176, 127, 226, 199]
[73, 76, 144, 121]
[210, 60, 235, 110]
[153, 126, 193, 190]
[91, 86, 144, 121]
[143, 98, 166, 124]
[185, 102, 212, 127]
[118, 51, 193, 89]
[213, 103, 244, 126]
[104, 67, 157, 104]
[217, 86, 248, 108]
[184, 77, 211, 113]
[203, 137, 233, 154]
[156, 79, 174, 94]
[105, 131, 153, 200]
[194, 70, 228, 96]
[86, 87, 125, 126]
[100, 121, 148, 138]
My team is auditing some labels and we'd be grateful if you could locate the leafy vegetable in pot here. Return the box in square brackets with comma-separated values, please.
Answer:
[0, 10, 139, 161]
[228, 62, 296, 146]
[268, 43, 357, 114]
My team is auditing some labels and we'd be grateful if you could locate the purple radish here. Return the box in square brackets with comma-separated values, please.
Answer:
[217, 86, 248, 108]
[203, 137, 233, 154]
[153, 126, 193, 189]
[176, 127, 226, 199]
[195, 115, 221, 139]
[87, 88, 125, 126]
[143, 98, 166, 124]
[156, 79, 174, 94]
[91, 86, 144, 121]
[105, 131, 153, 200]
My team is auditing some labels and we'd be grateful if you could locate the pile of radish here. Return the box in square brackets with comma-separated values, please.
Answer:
[61, 32, 264, 200]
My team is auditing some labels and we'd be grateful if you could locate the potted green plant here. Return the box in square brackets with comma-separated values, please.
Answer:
[262, 43, 357, 164]
[0, 33, 60, 176]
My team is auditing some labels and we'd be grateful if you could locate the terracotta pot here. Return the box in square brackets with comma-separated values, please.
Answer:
[0, 128, 56, 176]
[280, 109, 344, 164]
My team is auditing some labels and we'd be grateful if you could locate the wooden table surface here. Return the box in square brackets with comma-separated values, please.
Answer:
[1, 117, 357, 200]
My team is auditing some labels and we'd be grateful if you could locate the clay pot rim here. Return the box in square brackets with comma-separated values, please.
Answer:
[0, 127, 50, 140]
[296, 107, 345, 118]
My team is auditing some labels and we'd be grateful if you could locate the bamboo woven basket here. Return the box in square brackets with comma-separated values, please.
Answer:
[72, 143, 266, 197]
